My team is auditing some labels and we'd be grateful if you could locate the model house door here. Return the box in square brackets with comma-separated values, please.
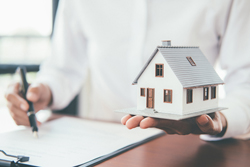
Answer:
[147, 88, 154, 108]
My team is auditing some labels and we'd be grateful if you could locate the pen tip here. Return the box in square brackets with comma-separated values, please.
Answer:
[33, 131, 39, 138]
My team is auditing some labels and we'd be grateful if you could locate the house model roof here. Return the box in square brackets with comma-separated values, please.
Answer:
[133, 43, 224, 88]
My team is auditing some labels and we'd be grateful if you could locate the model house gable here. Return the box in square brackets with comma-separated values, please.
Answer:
[136, 51, 183, 114]
[136, 51, 181, 82]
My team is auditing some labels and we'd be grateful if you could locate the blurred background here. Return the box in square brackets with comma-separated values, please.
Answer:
[0, 0, 60, 132]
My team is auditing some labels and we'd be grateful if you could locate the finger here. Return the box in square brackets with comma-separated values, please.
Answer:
[140, 117, 183, 134]
[139, 117, 158, 129]
[5, 91, 29, 111]
[6, 82, 20, 94]
[121, 115, 132, 125]
[27, 84, 41, 102]
[8, 102, 41, 127]
[196, 113, 222, 135]
[126, 115, 144, 129]
[140, 117, 179, 129]
[8, 103, 30, 126]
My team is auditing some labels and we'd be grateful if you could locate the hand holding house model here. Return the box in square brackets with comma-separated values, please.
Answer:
[117, 40, 227, 120]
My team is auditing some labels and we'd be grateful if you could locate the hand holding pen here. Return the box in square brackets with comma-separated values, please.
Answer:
[4, 67, 52, 137]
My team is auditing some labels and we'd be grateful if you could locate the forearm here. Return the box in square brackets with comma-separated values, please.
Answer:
[35, 0, 89, 110]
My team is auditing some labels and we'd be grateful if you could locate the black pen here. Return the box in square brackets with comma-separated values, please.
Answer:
[17, 66, 39, 138]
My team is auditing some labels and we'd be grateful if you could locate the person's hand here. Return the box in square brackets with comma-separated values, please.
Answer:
[121, 112, 227, 136]
[5, 82, 52, 126]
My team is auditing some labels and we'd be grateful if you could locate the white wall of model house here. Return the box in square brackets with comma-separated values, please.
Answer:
[136, 52, 183, 115]
[182, 86, 219, 114]
[136, 51, 219, 115]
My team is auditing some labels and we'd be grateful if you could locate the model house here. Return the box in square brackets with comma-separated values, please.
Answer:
[117, 40, 226, 120]
[133, 40, 224, 116]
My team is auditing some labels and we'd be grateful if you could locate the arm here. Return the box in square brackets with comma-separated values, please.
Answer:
[5, 0, 89, 126]
[201, 0, 250, 140]
[122, 0, 250, 139]
[35, 0, 89, 110]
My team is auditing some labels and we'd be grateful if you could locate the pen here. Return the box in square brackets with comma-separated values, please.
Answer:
[17, 66, 39, 138]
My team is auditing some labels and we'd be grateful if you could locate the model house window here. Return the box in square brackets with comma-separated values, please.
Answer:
[186, 57, 196, 66]
[211, 86, 216, 99]
[164, 89, 172, 103]
[140, 88, 145, 97]
[187, 89, 193, 103]
[155, 64, 164, 77]
[203, 87, 209, 100]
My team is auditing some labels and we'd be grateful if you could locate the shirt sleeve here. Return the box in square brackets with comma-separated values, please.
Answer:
[35, 0, 89, 110]
[200, 0, 250, 141]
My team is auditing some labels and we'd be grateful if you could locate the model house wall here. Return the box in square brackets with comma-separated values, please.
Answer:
[136, 52, 183, 114]
[183, 86, 219, 114]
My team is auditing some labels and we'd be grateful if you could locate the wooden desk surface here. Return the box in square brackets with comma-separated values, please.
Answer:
[97, 134, 250, 167]
[1, 111, 249, 167]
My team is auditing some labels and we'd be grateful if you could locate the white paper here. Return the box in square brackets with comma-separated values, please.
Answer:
[0, 117, 162, 167]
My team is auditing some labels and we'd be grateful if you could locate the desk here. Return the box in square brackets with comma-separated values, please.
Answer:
[1, 110, 250, 167]
[97, 134, 250, 167]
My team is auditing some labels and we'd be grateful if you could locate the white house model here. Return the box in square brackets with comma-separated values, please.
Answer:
[117, 40, 226, 120]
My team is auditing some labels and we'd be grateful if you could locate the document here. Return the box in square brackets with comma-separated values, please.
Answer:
[0, 117, 163, 167]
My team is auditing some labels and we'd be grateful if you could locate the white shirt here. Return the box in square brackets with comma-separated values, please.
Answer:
[36, 0, 250, 139]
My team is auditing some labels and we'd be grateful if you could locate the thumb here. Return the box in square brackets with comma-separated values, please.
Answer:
[26, 84, 41, 102]
[196, 114, 222, 135]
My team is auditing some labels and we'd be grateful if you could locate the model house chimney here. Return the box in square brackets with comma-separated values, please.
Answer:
[162, 40, 171, 46]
